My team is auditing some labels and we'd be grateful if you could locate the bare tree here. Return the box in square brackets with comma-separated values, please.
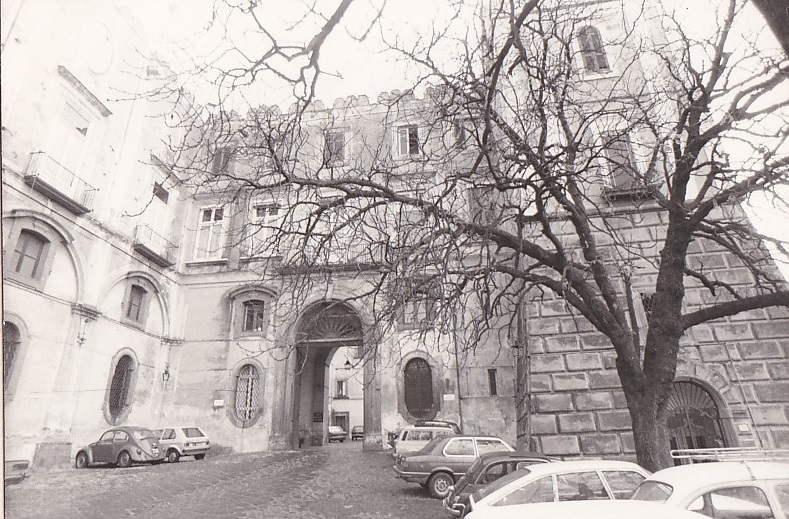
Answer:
[156, 0, 789, 470]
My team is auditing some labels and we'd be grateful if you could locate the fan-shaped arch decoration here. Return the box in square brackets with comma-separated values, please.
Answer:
[666, 380, 727, 456]
[297, 303, 363, 343]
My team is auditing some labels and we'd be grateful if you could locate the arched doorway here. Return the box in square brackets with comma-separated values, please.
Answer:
[291, 302, 367, 447]
[666, 379, 730, 463]
[3, 321, 21, 390]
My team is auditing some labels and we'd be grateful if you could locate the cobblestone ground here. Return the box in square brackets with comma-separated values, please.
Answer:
[4, 441, 447, 519]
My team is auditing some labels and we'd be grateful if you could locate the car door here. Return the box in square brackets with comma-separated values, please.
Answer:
[442, 438, 477, 476]
[91, 431, 116, 463]
[111, 430, 130, 461]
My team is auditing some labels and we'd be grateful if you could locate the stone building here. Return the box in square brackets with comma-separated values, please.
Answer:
[3, 0, 788, 470]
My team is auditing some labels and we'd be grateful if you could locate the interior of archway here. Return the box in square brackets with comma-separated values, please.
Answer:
[293, 302, 364, 447]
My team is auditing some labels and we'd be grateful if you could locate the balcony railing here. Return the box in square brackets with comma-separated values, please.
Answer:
[132, 224, 178, 268]
[24, 152, 97, 215]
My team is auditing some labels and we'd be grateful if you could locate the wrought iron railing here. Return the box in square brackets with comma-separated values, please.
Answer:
[133, 224, 179, 267]
[25, 152, 97, 211]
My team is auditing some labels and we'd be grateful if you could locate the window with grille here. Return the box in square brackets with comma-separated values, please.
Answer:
[324, 131, 346, 165]
[404, 358, 434, 419]
[577, 26, 610, 73]
[396, 125, 420, 156]
[242, 300, 266, 333]
[109, 355, 134, 422]
[11, 230, 47, 279]
[195, 207, 228, 259]
[235, 364, 260, 423]
[3, 322, 20, 390]
[488, 368, 498, 396]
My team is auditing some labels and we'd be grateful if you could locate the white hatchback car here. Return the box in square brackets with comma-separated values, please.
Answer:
[153, 426, 210, 463]
[465, 459, 650, 518]
[631, 460, 789, 518]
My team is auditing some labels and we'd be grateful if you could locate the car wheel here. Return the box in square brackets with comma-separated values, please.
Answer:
[428, 472, 454, 499]
[75, 451, 89, 469]
[167, 449, 180, 463]
[194, 454, 205, 460]
[117, 451, 132, 468]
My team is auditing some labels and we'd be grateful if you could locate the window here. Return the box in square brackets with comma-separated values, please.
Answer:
[153, 182, 169, 203]
[11, 230, 47, 280]
[182, 427, 205, 438]
[324, 131, 346, 165]
[125, 285, 146, 322]
[577, 26, 609, 73]
[452, 119, 469, 148]
[396, 125, 420, 156]
[687, 486, 775, 518]
[445, 438, 475, 456]
[48, 101, 91, 174]
[403, 357, 434, 419]
[161, 429, 176, 440]
[195, 207, 228, 260]
[211, 147, 234, 174]
[468, 186, 500, 225]
[400, 278, 439, 327]
[3, 322, 20, 390]
[108, 355, 134, 423]
[336, 379, 348, 398]
[234, 364, 259, 423]
[113, 431, 129, 442]
[775, 485, 789, 516]
[488, 368, 498, 396]
[496, 476, 555, 506]
[242, 300, 266, 333]
[99, 431, 114, 442]
[247, 203, 280, 257]
[603, 134, 640, 190]
[476, 438, 510, 455]
[601, 471, 646, 499]
[556, 471, 609, 501]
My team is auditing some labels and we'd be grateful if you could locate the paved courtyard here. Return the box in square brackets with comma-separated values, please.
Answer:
[4, 441, 447, 519]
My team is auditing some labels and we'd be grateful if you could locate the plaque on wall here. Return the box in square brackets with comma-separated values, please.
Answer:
[313, 412, 323, 422]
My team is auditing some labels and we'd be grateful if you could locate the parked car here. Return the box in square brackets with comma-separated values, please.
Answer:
[153, 426, 210, 463]
[631, 460, 789, 518]
[4, 459, 30, 485]
[415, 420, 463, 434]
[327, 425, 347, 443]
[443, 451, 552, 517]
[393, 435, 515, 499]
[392, 426, 457, 458]
[351, 425, 364, 441]
[462, 499, 707, 519]
[463, 459, 650, 518]
[74, 426, 163, 468]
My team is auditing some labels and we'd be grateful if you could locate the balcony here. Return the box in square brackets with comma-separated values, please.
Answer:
[24, 152, 97, 215]
[132, 224, 178, 268]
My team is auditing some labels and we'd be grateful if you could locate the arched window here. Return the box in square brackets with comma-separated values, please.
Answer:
[577, 26, 609, 73]
[667, 380, 728, 463]
[3, 322, 21, 390]
[108, 355, 134, 422]
[235, 364, 260, 422]
[404, 358, 434, 419]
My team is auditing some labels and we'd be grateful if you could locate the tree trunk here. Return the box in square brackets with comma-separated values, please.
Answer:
[624, 385, 673, 471]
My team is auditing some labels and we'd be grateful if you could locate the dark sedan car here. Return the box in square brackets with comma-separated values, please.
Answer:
[442, 451, 552, 517]
[393, 435, 514, 499]
[351, 425, 364, 441]
[75, 426, 163, 468]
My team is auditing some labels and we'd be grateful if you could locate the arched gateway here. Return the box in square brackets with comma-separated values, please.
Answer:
[289, 301, 382, 450]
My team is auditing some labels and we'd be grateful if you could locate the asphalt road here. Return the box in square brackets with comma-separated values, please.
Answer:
[4, 440, 447, 519]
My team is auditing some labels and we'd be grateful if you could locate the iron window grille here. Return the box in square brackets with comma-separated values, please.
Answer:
[3, 322, 20, 390]
[235, 364, 259, 423]
[404, 358, 434, 419]
[109, 355, 134, 422]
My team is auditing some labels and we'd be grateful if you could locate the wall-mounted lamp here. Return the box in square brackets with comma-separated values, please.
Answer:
[162, 363, 171, 384]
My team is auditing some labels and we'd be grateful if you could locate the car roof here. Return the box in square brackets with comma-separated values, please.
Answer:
[645, 461, 789, 488]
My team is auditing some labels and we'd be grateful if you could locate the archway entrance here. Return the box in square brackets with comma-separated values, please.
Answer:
[667, 380, 729, 463]
[291, 302, 369, 447]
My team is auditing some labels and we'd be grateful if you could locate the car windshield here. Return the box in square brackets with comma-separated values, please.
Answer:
[631, 480, 673, 503]
[471, 468, 532, 503]
[328, 426, 343, 433]
[133, 429, 158, 441]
